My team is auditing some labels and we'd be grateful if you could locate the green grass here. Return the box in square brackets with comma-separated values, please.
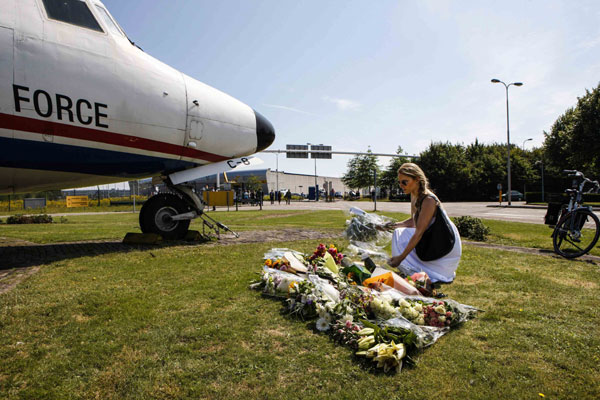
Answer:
[2, 209, 599, 257]
[1, 235, 599, 399]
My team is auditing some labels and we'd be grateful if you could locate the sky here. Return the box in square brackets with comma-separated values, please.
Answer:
[102, 0, 600, 180]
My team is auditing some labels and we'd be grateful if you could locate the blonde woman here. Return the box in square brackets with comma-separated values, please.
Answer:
[387, 163, 461, 283]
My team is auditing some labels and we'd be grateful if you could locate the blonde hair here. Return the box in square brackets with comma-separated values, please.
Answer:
[397, 162, 434, 200]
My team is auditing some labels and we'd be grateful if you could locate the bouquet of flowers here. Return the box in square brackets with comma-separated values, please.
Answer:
[250, 242, 480, 373]
[405, 272, 434, 297]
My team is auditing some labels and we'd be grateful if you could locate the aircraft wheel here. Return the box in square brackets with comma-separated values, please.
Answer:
[139, 193, 191, 240]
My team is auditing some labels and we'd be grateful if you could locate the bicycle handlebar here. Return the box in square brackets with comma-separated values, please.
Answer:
[563, 169, 584, 178]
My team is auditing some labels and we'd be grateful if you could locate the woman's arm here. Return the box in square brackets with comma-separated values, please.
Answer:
[388, 217, 415, 229]
[388, 196, 437, 267]
[386, 197, 417, 229]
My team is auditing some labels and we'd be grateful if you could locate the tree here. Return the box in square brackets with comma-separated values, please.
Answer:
[544, 82, 600, 177]
[379, 146, 410, 193]
[418, 142, 471, 201]
[246, 175, 264, 192]
[342, 150, 380, 191]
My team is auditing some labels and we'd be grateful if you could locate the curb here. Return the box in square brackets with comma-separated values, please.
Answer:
[486, 204, 600, 211]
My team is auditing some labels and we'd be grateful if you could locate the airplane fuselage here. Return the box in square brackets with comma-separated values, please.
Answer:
[0, 0, 274, 194]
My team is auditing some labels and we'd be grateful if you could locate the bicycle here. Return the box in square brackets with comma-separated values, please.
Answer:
[549, 170, 600, 258]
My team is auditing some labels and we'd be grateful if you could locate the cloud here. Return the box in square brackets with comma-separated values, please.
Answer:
[262, 103, 316, 116]
[577, 36, 600, 50]
[322, 96, 361, 111]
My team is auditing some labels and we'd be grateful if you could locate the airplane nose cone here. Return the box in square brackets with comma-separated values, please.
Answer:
[254, 110, 275, 152]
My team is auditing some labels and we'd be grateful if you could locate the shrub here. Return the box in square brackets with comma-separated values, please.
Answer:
[452, 216, 490, 241]
[6, 214, 53, 224]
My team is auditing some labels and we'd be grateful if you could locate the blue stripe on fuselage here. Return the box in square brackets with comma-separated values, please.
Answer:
[0, 137, 198, 177]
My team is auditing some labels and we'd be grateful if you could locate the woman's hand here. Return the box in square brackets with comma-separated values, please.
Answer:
[387, 255, 404, 268]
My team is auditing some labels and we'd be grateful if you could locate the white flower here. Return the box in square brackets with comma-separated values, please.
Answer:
[414, 303, 423, 312]
[371, 298, 382, 309]
[341, 314, 353, 324]
[316, 317, 330, 331]
[316, 303, 324, 315]
[399, 299, 410, 308]
[416, 316, 425, 325]
[410, 308, 420, 319]
[434, 305, 446, 315]
[438, 315, 446, 323]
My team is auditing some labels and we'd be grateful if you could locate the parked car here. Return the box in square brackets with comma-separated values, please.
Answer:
[494, 190, 524, 201]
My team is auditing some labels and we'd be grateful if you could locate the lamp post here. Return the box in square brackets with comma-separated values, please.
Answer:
[535, 160, 545, 202]
[522, 138, 532, 151]
[491, 78, 523, 205]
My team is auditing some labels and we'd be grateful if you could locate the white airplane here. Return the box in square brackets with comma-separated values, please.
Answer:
[0, 0, 275, 239]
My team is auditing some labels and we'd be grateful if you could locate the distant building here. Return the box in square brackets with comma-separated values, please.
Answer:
[190, 168, 349, 195]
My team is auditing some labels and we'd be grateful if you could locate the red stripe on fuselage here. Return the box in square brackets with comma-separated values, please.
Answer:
[0, 112, 229, 162]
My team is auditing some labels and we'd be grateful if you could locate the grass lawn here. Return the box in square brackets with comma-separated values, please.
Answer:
[2, 209, 599, 258]
[1, 210, 599, 398]
[1, 235, 599, 398]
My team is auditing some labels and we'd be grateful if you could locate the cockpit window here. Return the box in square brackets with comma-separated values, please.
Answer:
[41, 0, 103, 32]
[95, 5, 124, 37]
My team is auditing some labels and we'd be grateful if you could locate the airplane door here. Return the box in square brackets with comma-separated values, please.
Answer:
[187, 118, 204, 149]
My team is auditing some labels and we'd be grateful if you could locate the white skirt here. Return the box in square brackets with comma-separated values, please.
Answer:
[391, 210, 462, 283]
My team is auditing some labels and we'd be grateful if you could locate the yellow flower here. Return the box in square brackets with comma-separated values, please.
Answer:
[288, 281, 297, 291]
[329, 244, 335, 248]
[264, 259, 273, 267]
[539, 394, 545, 398]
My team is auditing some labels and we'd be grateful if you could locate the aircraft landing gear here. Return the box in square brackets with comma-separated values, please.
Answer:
[139, 193, 192, 240]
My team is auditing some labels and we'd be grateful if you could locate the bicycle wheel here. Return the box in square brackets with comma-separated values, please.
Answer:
[553, 209, 600, 258]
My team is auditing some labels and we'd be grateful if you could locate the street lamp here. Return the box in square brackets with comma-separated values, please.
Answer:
[491, 78, 523, 205]
[535, 160, 545, 202]
[522, 138, 533, 151]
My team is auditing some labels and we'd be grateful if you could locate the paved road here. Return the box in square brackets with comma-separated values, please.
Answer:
[3, 201, 599, 225]
[235, 200, 553, 224]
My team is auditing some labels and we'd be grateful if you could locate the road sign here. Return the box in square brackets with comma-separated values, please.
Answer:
[66, 195, 89, 207]
[286, 144, 309, 158]
[310, 145, 332, 159]
[497, 183, 502, 190]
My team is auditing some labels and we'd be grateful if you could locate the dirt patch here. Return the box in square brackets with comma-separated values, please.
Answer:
[0, 237, 36, 247]
[0, 266, 40, 295]
[212, 228, 342, 246]
[252, 211, 314, 220]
